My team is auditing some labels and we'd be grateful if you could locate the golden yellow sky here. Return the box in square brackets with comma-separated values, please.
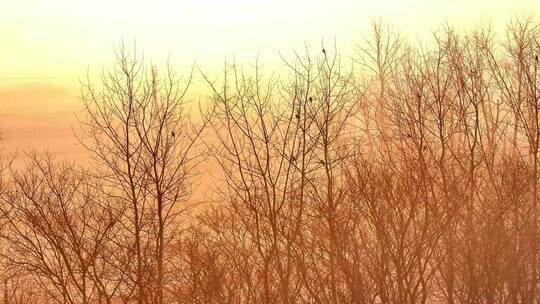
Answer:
[2, 0, 539, 86]
[1, 0, 539, 160]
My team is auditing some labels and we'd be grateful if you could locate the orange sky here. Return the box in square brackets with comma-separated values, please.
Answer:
[1, 0, 539, 162]
[0, 83, 83, 165]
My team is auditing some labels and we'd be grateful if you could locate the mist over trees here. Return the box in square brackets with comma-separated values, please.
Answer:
[1, 17, 540, 304]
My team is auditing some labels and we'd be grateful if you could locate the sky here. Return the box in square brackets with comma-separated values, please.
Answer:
[1, 0, 540, 161]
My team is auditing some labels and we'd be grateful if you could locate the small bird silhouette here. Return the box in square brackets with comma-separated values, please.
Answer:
[171, 131, 175, 138]
[309, 96, 313, 102]
[322, 48, 326, 55]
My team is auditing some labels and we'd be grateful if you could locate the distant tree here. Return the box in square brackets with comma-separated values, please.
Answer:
[0, 154, 123, 304]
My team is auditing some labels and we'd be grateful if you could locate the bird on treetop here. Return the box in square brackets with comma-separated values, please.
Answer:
[322, 48, 326, 55]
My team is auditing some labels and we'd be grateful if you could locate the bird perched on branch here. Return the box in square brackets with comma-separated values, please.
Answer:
[309, 96, 313, 102]
[322, 48, 326, 55]
[171, 131, 175, 138]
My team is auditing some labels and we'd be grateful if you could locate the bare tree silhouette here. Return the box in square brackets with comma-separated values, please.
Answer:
[0, 15, 539, 304]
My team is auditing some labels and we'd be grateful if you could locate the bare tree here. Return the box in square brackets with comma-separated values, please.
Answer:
[0, 154, 123, 304]
[78, 44, 205, 304]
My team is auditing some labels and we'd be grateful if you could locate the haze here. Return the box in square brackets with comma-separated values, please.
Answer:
[0, 0, 537, 160]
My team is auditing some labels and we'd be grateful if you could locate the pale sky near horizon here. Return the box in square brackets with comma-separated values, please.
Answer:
[1, 0, 539, 87]
[1, 0, 540, 160]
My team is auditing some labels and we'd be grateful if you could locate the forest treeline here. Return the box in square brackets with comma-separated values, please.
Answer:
[0, 17, 540, 304]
